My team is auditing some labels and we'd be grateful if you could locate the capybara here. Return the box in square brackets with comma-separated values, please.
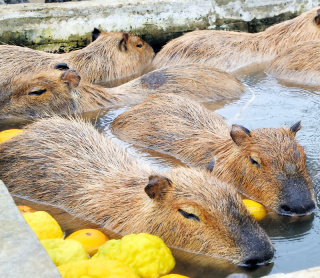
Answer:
[0, 63, 245, 118]
[0, 29, 154, 85]
[148, 7, 320, 72]
[266, 40, 320, 86]
[0, 117, 274, 267]
[111, 93, 316, 216]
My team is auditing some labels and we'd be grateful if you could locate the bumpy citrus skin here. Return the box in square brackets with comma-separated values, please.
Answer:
[0, 129, 23, 144]
[41, 238, 88, 266]
[93, 233, 175, 278]
[66, 229, 109, 256]
[58, 258, 138, 278]
[243, 199, 267, 221]
[23, 211, 64, 240]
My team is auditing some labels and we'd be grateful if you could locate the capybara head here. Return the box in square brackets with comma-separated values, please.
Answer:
[76, 29, 155, 83]
[0, 67, 81, 118]
[111, 93, 316, 217]
[0, 117, 274, 266]
[226, 122, 315, 216]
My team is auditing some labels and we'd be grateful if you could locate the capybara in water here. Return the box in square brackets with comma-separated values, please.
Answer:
[266, 40, 320, 86]
[0, 117, 274, 267]
[0, 63, 245, 118]
[111, 93, 316, 216]
[149, 7, 320, 72]
[0, 29, 154, 85]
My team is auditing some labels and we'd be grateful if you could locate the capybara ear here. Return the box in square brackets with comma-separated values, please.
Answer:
[119, 33, 129, 51]
[92, 28, 101, 42]
[206, 157, 215, 172]
[61, 70, 81, 89]
[145, 175, 172, 200]
[315, 9, 320, 25]
[230, 124, 251, 146]
[54, 63, 70, 71]
[290, 120, 302, 135]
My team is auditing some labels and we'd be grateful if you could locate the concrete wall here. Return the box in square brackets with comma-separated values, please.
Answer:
[0, 0, 316, 52]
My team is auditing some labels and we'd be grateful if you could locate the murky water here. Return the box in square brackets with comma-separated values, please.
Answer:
[1, 67, 320, 277]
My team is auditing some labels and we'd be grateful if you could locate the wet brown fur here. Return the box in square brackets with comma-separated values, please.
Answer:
[266, 40, 320, 86]
[0, 64, 245, 118]
[0, 117, 273, 265]
[111, 93, 315, 215]
[0, 31, 154, 85]
[149, 7, 320, 72]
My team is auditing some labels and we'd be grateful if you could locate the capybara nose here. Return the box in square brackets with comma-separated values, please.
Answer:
[279, 200, 316, 216]
[240, 247, 274, 268]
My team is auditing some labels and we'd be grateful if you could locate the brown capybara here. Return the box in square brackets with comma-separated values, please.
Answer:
[0, 117, 274, 267]
[111, 93, 316, 217]
[266, 40, 320, 86]
[0, 29, 154, 85]
[149, 7, 320, 72]
[0, 63, 245, 118]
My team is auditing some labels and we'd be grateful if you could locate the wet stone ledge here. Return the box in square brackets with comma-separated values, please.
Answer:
[0, 180, 60, 278]
[0, 0, 315, 53]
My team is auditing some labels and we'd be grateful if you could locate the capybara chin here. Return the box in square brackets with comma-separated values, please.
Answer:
[0, 63, 245, 118]
[266, 40, 320, 86]
[148, 7, 320, 72]
[111, 93, 316, 217]
[0, 117, 274, 266]
[0, 29, 154, 85]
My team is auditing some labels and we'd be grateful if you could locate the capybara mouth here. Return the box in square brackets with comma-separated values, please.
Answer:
[238, 258, 274, 269]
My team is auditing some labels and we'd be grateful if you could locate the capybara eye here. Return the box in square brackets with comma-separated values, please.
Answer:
[28, 89, 47, 96]
[136, 44, 143, 48]
[250, 157, 261, 168]
[178, 209, 200, 221]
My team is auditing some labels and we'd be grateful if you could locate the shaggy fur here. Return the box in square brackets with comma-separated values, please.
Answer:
[0, 64, 245, 118]
[0, 30, 155, 85]
[111, 93, 316, 216]
[266, 40, 320, 86]
[0, 117, 274, 266]
[149, 7, 320, 72]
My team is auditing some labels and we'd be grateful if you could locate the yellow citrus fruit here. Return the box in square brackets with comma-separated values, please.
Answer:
[41, 238, 88, 267]
[23, 211, 64, 240]
[93, 233, 175, 278]
[17, 205, 37, 214]
[161, 275, 190, 278]
[58, 258, 138, 278]
[243, 199, 267, 221]
[66, 229, 109, 256]
[0, 129, 23, 144]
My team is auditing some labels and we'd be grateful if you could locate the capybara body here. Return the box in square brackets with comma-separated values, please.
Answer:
[111, 93, 316, 216]
[266, 40, 320, 86]
[0, 117, 274, 266]
[0, 64, 245, 118]
[149, 7, 320, 72]
[0, 29, 154, 85]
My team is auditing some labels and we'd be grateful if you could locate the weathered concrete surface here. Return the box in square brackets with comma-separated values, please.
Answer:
[0, 0, 316, 52]
[264, 266, 320, 277]
[0, 180, 60, 278]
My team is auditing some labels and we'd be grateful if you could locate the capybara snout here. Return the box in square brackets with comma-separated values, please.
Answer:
[0, 117, 274, 265]
[111, 93, 315, 216]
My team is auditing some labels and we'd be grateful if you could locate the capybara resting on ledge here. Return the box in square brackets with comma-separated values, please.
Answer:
[266, 41, 320, 87]
[111, 93, 316, 217]
[0, 29, 154, 85]
[0, 63, 245, 118]
[0, 117, 274, 267]
[149, 7, 320, 72]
